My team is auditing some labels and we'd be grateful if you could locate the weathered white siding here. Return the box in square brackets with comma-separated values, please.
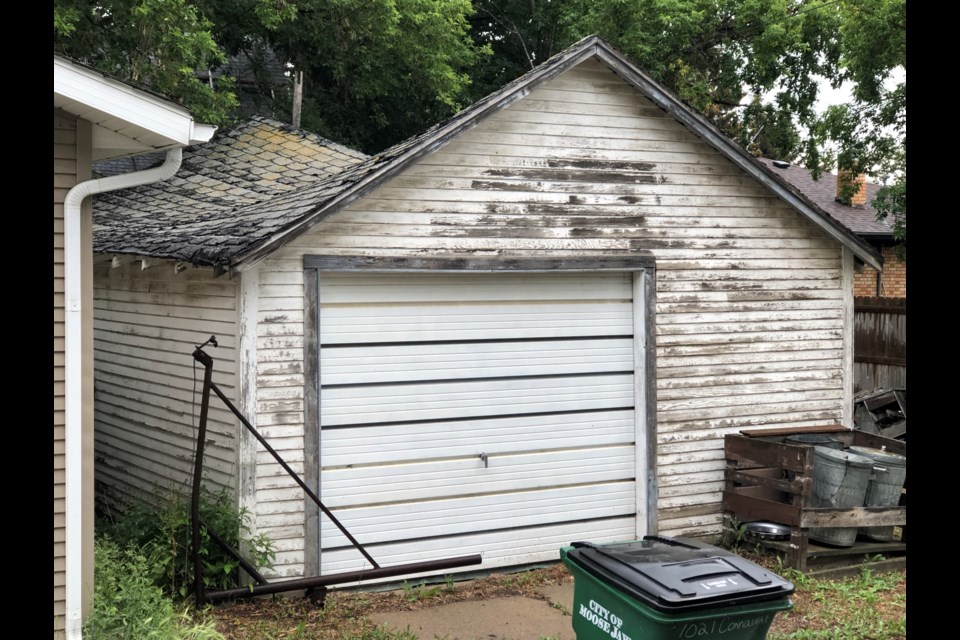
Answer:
[93, 263, 239, 508]
[251, 58, 844, 575]
[54, 109, 76, 636]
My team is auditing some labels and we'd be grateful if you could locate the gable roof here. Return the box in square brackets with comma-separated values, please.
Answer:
[93, 117, 368, 264]
[756, 158, 892, 238]
[93, 36, 883, 271]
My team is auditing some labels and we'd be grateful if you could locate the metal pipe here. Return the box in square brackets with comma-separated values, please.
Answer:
[191, 347, 215, 606]
[205, 376, 381, 569]
[206, 554, 483, 602]
[199, 516, 269, 586]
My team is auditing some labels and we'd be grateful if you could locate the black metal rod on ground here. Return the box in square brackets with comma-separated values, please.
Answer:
[199, 516, 269, 586]
[205, 554, 483, 602]
[191, 348, 215, 606]
[207, 380, 380, 569]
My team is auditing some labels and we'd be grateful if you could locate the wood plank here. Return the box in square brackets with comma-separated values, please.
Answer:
[738, 424, 848, 437]
[725, 468, 806, 495]
[722, 491, 801, 526]
[800, 507, 906, 528]
[725, 436, 812, 472]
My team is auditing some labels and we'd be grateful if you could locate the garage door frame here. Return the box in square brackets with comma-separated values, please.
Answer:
[301, 255, 657, 575]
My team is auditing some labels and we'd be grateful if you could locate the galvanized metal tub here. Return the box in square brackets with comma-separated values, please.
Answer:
[808, 446, 874, 547]
[847, 446, 907, 542]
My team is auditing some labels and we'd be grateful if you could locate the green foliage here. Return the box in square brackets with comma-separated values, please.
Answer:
[53, 0, 239, 126]
[874, 174, 906, 260]
[102, 487, 275, 599]
[85, 537, 225, 640]
[202, 0, 489, 153]
[400, 579, 442, 602]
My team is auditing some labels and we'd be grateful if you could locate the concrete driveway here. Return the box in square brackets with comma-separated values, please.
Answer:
[370, 582, 577, 640]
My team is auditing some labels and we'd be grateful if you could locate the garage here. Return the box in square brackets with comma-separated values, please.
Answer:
[305, 259, 657, 572]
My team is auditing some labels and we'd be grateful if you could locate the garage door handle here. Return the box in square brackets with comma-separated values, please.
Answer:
[479, 452, 489, 468]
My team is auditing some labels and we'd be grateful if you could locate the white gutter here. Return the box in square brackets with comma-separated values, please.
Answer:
[63, 148, 184, 640]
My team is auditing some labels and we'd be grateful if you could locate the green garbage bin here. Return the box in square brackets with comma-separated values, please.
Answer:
[561, 536, 794, 640]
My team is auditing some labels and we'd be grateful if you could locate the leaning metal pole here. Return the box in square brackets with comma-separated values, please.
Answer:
[190, 342, 216, 607]
[189, 339, 482, 604]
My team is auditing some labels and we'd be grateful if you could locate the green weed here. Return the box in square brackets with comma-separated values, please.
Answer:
[84, 537, 224, 640]
[101, 486, 275, 598]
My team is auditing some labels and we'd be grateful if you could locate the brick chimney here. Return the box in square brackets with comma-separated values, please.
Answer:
[836, 170, 868, 206]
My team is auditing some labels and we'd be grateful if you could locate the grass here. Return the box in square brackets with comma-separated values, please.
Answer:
[766, 562, 906, 639]
[207, 558, 905, 640]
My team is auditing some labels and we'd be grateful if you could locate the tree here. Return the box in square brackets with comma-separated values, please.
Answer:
[200, 0, 489, 153]
[469, 1, 904, 255]
[53, 0, 240, 126]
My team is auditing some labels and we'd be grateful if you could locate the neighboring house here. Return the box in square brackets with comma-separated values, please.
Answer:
[91, 36, 882, 585]
[54, 55, 214, 638]
[757, 158, 904, 298]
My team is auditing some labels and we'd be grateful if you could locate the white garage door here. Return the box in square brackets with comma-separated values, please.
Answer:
[316, 271, 646, 573]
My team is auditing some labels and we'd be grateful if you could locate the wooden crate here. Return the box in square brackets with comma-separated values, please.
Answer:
[722, 425, 906, 573]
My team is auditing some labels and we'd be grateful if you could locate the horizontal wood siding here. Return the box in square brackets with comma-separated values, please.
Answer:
[93, 263, 239, 510]
[54, 109, 76, 635]
[254, 58, 844, 575]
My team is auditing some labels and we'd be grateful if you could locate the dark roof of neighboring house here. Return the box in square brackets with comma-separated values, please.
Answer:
[93, 36, 883, 271]
[756, 158, 893, 238]
[93, 117, 368, 264]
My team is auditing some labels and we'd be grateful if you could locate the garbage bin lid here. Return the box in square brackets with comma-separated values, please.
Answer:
[565, 536, 794, 613]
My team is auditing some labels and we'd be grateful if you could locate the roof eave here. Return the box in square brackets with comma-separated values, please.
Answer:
[54, 55, 217, 159]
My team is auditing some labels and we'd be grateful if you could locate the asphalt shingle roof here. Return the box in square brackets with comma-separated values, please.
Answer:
[756, 158, 892, 237]
[93, 116, 369, 265]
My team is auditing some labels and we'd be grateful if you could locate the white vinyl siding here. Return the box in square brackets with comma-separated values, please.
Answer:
[240, 57, 843, 575]
[93, 263, 239, 508]
[54, 109, 76, 635]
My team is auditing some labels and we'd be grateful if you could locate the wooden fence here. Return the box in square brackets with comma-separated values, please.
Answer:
[854, 296, 906, 392]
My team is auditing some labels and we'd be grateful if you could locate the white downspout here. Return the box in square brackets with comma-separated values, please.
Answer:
[63, 148, 184, 640]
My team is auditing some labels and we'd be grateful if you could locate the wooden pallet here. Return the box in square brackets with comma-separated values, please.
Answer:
[722, 425, 906, 572]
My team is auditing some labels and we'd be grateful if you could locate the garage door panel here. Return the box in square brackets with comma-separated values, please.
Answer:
[320, 483, 635, 547]
[318, 272, 633, 304]
[320, 338, 635, 384]
[321, 445, 636, 506]
[319, 517, 638, 576]
[320, 409, 636, 466]
[319, 301, 634, 343]
[320, 374, 635, 426]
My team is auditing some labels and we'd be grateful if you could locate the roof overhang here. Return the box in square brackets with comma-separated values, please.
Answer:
[54, 55, 216, 160]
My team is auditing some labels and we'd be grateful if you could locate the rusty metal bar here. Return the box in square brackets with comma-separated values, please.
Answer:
[193, 349, 380, 569]
[199, 516, 269, 586]
[206, 554, 483, 602]
[191, 347, 215, 606]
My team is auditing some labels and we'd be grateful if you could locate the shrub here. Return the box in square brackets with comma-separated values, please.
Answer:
[84, 537, 224, 640]
[102, 486, 275, 598]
